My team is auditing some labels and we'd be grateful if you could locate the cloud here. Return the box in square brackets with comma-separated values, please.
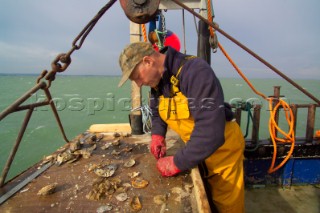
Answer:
[0, 41, 58, 61]
[0, 0, 319, 79]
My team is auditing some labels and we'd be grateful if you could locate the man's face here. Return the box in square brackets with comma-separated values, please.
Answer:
[129, 57, 161, 88]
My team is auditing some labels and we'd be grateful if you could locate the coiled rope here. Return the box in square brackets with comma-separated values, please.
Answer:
[131, 105, 153, 134]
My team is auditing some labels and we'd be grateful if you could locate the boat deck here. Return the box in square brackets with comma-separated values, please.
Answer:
[0, 126, 208, 213]
[0, 124, 319, 212]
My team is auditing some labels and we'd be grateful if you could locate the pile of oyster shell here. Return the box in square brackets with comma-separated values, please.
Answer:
[38, 131, 194, 212]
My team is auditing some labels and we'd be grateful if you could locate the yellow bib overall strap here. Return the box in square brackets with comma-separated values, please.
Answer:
[159, 55, 196, 142]
[158, 56, 245, 212]
[169, 55, 196, 95]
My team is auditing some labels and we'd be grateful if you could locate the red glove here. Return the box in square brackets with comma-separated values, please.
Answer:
[156, 156, 181, 177]
[150, 135, 166, 159]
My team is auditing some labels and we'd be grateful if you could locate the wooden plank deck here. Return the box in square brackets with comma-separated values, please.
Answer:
[0, 127, 209, 213]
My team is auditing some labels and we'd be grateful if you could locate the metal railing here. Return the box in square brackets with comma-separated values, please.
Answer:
[233, 86, 319, 158]
[0, 81, 70, 187]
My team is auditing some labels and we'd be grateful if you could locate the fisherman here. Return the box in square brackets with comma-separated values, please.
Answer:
[118, 41, 245, 213]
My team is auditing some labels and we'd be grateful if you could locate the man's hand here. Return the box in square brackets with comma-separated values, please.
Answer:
[156, 156, 181, 177]
[150, 135, 166, 159]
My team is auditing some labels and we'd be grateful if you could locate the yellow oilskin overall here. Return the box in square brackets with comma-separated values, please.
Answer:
[158, 64, 245, 212]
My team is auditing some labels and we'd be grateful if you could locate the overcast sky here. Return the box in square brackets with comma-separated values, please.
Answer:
[0, 0, 319, 79]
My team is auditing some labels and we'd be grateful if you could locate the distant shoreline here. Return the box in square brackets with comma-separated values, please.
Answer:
[0, 73, 319, 81]
[0, 73, 120, 77]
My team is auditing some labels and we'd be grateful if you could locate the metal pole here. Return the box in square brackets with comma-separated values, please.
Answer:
[197, 20, 211, 64]
[306, 104, 316, 142]
[43, 87, 69, 143]
[252, 105, 261, 143]
[129, 21, 143, 135]
[272, 86, 281, 138]
[0, 109, 33, 186]
[0, 82, 46, 121]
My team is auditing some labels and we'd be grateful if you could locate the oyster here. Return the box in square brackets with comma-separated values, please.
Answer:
[56, 150, 75, 166]
[121, 146, 133, 153]
[68, 140, 81, 152]
[171, 187, 189, 202]
[101, 142, 112, 150]
[111, 150, 121, 156]
[115, 192, 128, 202]
[94, 164, 117, 177]
[96, 134, 104, 142]
[37, 183, 57, 196]
[130, 196, 142, 211]
[87, 163, 100, 172]
[109, 177, 122, 186]
[113, 132, 121, 138]
[112, 139, 121, 146]
[123, 159, 135, 168]
[128, 172, 140, 179]
[115, 186, 127, 193]
[122, 183, 132, 189]
[131, 178, 149, 189]
[73, 144, 96, 159]
[97, 204, 113, 213]
[42, 154, 57, 164]
[85, 134, 97, 144]
[80, 133, 94, 144]
[153, 195, 167, 205]
[86, 179, 111, 200]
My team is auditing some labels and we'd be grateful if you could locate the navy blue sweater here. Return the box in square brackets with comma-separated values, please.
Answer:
[150, 47, 230, 171]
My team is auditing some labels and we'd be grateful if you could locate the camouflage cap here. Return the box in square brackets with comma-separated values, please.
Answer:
[118, 42, 155, 87]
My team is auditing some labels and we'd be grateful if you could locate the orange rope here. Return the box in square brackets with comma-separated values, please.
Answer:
[218, 42, 295, 173]
[268, 99, 295, 173]
[141, 24, 148, 42]
[206, 0, 215, 37]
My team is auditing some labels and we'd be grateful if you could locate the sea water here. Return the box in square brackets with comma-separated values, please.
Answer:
[0, 74, 319, 180]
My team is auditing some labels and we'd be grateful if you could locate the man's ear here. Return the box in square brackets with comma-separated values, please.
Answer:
[142, 56, 153, 67]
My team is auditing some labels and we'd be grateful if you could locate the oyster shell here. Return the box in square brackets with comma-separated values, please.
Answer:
[42, 154, 57, 164]
[94, 164, 117, 177]
[113, 132, 121, 138]
[87, 163, 100, 172]
[122, 183, 132, 189]
[128, 172, 140, 179]
[112, 139, 121, 146]
[37, 183, 57, 196]
[123, 159, 135, 168]
[115, 192, 128, 202]
[97, 204, 113, 213]
[111, 150, 121, 156]
[130, 196, 142, 211]
[96, 134, 104, 142]
[171, 187, 189, 202]
[101, 142, 112, 150]
[131, 178, 149, 189]
[73, 144, 96, 159]
[56, 150, 75, 166]
[121, 146, 133, 153]
[86, 179, 111, 200]
[153, 195, 167, 205]
[69, 140, 81, 152]
[80, 133, 94, 144]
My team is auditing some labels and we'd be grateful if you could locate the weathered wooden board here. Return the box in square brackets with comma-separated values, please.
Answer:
[0, 131, 206, 213]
